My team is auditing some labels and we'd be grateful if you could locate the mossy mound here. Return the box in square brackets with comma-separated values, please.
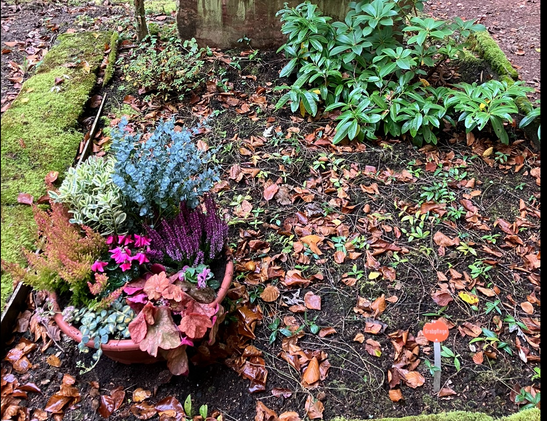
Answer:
[0, 31, 111, 310]
[331, 408, 540, 421]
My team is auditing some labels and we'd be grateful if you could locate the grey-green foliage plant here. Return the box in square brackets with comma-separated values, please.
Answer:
[124, 27, 205, 101]
[48, 155, 128, 235]
[111, 118, 219, 222]
[274, 1, 537, 146]
[62, 297, 134, 374]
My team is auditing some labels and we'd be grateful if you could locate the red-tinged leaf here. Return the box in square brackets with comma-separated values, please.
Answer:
[304, 292, 321, 310]
[459, 322, 482, 338]
[302, 357, 320, 386]
[271, 388, 293, 398]
[139, 306, 181, 357]
[333, 250, 345, 264]
[431, 290, 453, 306]
[54, 77, 64, 85]
[17, 193, 33, 205]
[305, 395, 324, 419]
[179, 313, 213, 339]
[143, 272, 171, 300]
[264, 183, 279, 201]
[128, 302, 156, 343]
[318, 327, 336, 338]
[438, 387, 457, 397]
[472, 351, 484, 365]
[255, 401, 278, 421]
[460, 199, 478, 213]
[155, 396, 184, 420]
[164, 346, 189, 376]
[389, 389, 404, 402]
[45, 171, 59, 184]
[131, 401, 157, 420]
[279, 411, 301, 421]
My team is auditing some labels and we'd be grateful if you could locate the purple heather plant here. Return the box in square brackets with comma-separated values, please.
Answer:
[144, 196, 228, 270]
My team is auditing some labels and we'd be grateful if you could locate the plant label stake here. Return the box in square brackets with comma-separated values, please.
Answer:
[423, 319, 449, 393]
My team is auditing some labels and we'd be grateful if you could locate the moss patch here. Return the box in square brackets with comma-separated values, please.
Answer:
[103, 31, 119, 87]
[470, 31, 519, 80]
[0, 31, 111, 310]
[331, 408, 540, 421]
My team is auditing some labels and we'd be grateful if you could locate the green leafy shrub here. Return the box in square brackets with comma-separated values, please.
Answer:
[111, 118, 219, 222]
[48, 155, 128, 235]
[444, 80, 532, 144]
[123, 28, 206, 101]
[275, 1, 536, 145]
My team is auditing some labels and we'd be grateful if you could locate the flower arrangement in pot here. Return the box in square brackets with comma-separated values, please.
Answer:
[2, 118, 232, 376]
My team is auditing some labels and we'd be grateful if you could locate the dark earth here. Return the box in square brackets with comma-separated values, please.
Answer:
[1, 1, 541, 420]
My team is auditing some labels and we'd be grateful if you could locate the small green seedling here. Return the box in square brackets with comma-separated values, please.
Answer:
[440, 345, 461, 371]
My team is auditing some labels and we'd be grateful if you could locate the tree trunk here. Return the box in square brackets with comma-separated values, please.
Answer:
[134, 0, 149, 41]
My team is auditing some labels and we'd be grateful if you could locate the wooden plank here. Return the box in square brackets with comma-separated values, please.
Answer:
[1, 282, 31, 349]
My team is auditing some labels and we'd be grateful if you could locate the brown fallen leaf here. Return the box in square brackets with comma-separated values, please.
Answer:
[260, 285, 280, 302]
[433, 231, 459, 247]
[520, 301, 534, 315]
[302, 357, 320, 386]
[46, 355, 62, 367]
[264, 182, 280, 201]
[305, 395, 324, 419]
[304, 292, 321, 310]
[389, 389, 404, 402]
[132, 388, 152, 403]
[472, 351, 484, 365]
[403, 371, 425, 388]
[279, 411, 301, 421]
[318, 327, 336, 338]
[300, 235, 323, 255]
[438, 387, 457, 397]
[255, 401, 278, 421]
[353, 333, 365, 343]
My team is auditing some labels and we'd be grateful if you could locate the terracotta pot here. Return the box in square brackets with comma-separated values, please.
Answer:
[50, 259, 234, 365]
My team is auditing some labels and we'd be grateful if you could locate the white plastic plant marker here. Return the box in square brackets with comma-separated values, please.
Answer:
[422, 319, 449, 393]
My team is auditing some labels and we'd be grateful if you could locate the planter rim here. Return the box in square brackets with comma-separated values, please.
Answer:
[50, 259, 234, 353]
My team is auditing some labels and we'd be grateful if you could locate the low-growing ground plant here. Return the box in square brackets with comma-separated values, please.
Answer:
[275, 0, 538, 145]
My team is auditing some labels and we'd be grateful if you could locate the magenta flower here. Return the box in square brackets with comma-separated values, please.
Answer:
[120, 261, 133, 272]
[130, 252, 149, 265]
[117, 235, 134, 246]
[91, 260, 108, 272]
[134, 234, 151, 247]
[106, 235, 116, 245]
[109, 247, 131, 264]
[197, 267, 211, 289]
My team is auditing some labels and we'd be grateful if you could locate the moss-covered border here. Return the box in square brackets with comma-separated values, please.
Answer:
[1, 31, 112, 310]
[103, 31, 119, 86]
[331, 407, 540, 421]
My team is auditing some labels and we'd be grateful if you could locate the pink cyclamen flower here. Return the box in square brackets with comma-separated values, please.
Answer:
[91, 260, 108, 272]
[106, 235, 116, 245]
[134, 234, 151, 247]
[109, 247, 131, 264]
[117, 234, 134, 246]
[130, 252, 149, 265]
[120, 261, 133, 272]
[197, 267, 211, 289]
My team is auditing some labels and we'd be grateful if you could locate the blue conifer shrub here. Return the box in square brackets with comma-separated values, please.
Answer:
[110, 118, 219, 222]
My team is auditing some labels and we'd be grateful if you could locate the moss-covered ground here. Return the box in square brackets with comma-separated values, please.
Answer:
[1, 31, 112, 309]
[332, 408, 540, 421]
